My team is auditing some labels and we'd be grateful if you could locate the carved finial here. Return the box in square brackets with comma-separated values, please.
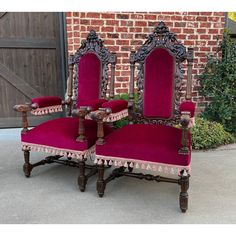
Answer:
[87, 30, 99, 40]
[154, 21, 169, 34]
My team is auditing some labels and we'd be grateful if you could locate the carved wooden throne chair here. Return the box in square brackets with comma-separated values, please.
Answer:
[14, 30, 128, 191]
[91, 22, 195, 212]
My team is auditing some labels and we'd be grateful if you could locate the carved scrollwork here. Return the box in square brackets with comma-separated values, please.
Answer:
[71, 30, 115, 104]
[133, 21, 187, 126]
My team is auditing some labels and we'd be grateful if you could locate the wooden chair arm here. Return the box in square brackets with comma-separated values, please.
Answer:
[72, 106, 92, 142]
[13, 103, 34, 134]
[90, 108, 112, 145]
[13, 103, 33, 113]
[178, 111, 191, 155]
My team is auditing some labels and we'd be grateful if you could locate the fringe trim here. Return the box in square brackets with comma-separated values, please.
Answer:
[85, 109, 128, 122]
[103, 109, 128, 122]
[31, 105, 63, 116]
[94, 155, 191, 176]
[21, 142, 95, 160]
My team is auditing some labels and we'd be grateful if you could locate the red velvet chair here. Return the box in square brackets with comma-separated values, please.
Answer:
[91, 22, 195, 212]
[13, 30, 128, 191]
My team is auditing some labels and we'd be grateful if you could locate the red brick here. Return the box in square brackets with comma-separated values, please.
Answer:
[91, 20, 104, 25]
[183, 15, 196, 21]
[116, 14, 129, 19]
[101, 13, 115, 19]
[188, 35, 198, 40]
[116, 40, 129, 46]
[175, 22, 186, 27]
[86, 26, 100, 32]
[200, 35, 211, 40]
[129, 28, 142, 33]
[183, 29, 194, 34]
[80, 19, 90, 25]
[144, 15, 156, 20]
[121, 20, 133, 27]
[107, 33, 119, 39]
[200, 12, 212, 16]
[115, 27, 128, 32]
[131, 14, 144, 19]
[78, 12, 85, 18]
[170, 15, 183, 21]
[120, 33, 133, 39]
[171, 28, 182, 34]
[214, 12, 224, 16]
[101, 27, 114, 32]
[86, 12, 100, 18]
[157, 15, 171, 21]
[208, 17, 220, 22]
[103, 39, 115, 45]
[135, 21, 147, 27]
[200, 22, 212, 28]
[115, 88, 128, 93]
[196, 16, 208, 21]
[197, 29, 206, 34]
[106, 20, 119, 26]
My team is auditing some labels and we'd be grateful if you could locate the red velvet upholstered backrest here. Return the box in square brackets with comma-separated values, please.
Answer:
[144, 47, 175, 119]
[77, 53, 101, 108]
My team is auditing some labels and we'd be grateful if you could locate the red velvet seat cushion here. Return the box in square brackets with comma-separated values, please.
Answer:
[79, 99, 108, 111]
[101, 100, 128, 113]
[96, 124, 191, 167]
[32, 96, 62, 108]
[22, 118, 112, 152]
[179, 101, 196, 117]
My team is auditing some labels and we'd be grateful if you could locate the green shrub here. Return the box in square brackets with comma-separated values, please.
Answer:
[113, 93, 138, 129]
[199, 31, 236, 134]
[192, 117, 235, 150]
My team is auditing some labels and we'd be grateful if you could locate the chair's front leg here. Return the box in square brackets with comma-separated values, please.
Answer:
[179, 170, 190, 213]
[97, 161, 106, 197]
[23, 150, 33, 178]
[78, 159, 87, 192]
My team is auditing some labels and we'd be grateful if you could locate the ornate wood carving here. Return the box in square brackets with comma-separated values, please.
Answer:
[178, 112, 191, 155]
[130, 21, 187, 126]
[71, 30, 116, 107]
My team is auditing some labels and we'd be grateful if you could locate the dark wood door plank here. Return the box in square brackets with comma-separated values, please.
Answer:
[0, 62, 42, 99]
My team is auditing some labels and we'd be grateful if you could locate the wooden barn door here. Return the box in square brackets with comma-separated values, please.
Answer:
[0, 12, 67, 128]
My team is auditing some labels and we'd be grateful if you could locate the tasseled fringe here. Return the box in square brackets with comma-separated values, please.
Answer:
[31, 105, 63, 116]
[103, 109, 128, 122]
[21, 142, 91, 160]
[85, 109, 128, 122]
[94, 155, 191, 176]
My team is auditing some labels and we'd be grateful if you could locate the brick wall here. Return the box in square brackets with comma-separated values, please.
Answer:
[66, 12, 225, 113]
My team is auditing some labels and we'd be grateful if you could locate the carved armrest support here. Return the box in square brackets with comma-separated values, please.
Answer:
[13, 103, 33, 134]
[178, 111, 191, 155]
[72, 106, 92, 142]
[62, 98, 73, 116]
[90, 108, 112, 145]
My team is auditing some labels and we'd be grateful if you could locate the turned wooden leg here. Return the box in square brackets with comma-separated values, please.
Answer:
[179, 170, 190, 213]
[97, 162, 106, 198]
[23, 150, 32, 178]
[78, 160, 87, 192]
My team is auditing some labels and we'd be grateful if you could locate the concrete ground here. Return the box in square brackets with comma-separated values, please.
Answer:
[0, 128, 236, 224]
